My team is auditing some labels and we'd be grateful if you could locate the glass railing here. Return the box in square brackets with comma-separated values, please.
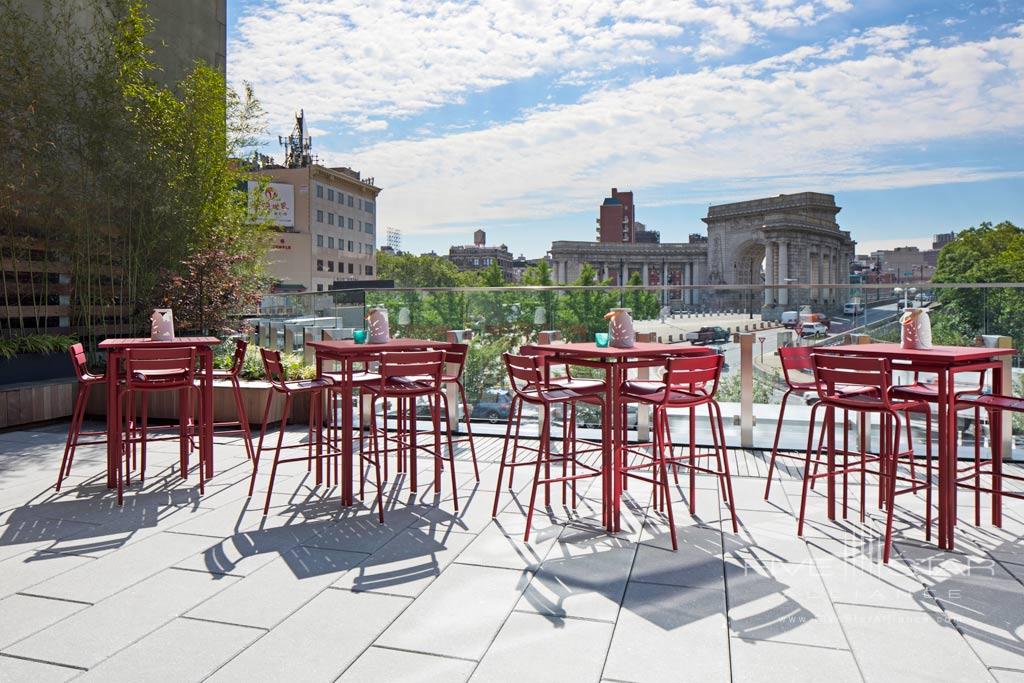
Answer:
[236, 283, 1024, 459]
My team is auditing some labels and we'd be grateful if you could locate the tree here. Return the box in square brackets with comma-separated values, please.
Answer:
[624, 271, 661, 321]
[0, 0, 271, 341]
[562, 263, 616, 341]
[932, 221, 1024, 350]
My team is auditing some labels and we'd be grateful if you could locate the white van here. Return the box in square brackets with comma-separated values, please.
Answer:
[844, 301, 864, 315]
[780, 311, 799, 328]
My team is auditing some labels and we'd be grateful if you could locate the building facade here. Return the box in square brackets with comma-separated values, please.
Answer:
[550, 192, 856, 315]
[447, 230, 514, 280]
[257, 164, 381, 292]
[597, 188, 637, 242]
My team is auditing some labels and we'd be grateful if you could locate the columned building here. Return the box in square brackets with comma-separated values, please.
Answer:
[549, 192, 855, 316]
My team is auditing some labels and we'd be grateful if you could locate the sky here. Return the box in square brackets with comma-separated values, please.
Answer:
[226, 0, 1024, 258]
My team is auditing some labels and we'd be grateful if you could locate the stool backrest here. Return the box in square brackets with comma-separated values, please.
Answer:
[228, 339, 248, 377]
[68, 343, 90, 381]
[443, 343, 469, 379]
[503, 352, 544, 395]
[260, 347, 287, 388]
[125, 346, 196, 389]
[664, 353, 723, 397]
[779, 346, 813, 388]
[812, 354, 891, 405]
[379, 350, 444, 385]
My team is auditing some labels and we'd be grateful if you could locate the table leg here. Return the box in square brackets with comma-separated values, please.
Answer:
[938, 368, 955, 550]
[105, 351, 120, 490]
[992, 361, 1004, 527]
[341, 357, 354, 506]
[602, 361, 614, 532]
[202, 348, 214, 480]
[611, 362, 623, 533]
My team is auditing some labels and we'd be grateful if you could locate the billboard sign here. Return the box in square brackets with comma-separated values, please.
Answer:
[249, 181, 294, 227]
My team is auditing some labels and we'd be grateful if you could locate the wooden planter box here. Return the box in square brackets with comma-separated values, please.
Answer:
[0, 378, 76, 429]
[84, 379, 311, 426]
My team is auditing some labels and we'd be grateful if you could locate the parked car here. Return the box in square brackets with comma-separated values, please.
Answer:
[799, 321, 828, 338]
[685, 326, 731, 345]
[469, 389, 514, 423]
[557, 403, 639, 430]
[780, 311, 800, 328]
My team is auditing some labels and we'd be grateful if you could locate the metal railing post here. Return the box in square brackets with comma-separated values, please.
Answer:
[739, 332, 754, 448]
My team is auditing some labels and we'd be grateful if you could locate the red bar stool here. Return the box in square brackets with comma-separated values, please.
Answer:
[119, 346, 203, 500]
[440, 343, 479, 481]
[494, 345, 605, 514]
[205, 339, 255, 461]
[618, 353, 739, 549]
[323, 351, 381, 482]
[797, 354, 932, 563]
[364, 350, 457, 513]
[56, 343, 107, 491]
[247, 349, 337, 516]
[492, 353, 606, 542]
[953, 380, 1022, 527]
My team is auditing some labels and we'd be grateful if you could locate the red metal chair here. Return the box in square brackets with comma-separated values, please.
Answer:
[798, 354, 932, 563]
[204, 339, 255, 461]
[954, 386, 1024, 526]
[364, 350, 457, 514]
[247, 349, 336, 516]
[618, 353, 738, 549]
[119, 346, 203, 500]
[56, 343, 107, 491]
[492, 353, 606, 542]
[439, 343, 480, 481]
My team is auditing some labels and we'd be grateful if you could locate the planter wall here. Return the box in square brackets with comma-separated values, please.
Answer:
[0, 379, 75, 429]
[84, 380, 311, 426]
[0, 352, 75, 385]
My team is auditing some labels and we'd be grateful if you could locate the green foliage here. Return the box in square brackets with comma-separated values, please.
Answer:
[624, 271, 662, 321]
[716, 372, 776, 403]
[0, 0, 271, 342]
[461, 335, 517, 402]
[212, 340, 315, 381]
[932, 221, 1024, 351]
[0, 334, 78, 359]
[561, 264, 617, 341]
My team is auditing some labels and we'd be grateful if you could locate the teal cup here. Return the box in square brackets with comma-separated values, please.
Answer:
[353, 329, 367, 344]
[595, 332, 609, 348]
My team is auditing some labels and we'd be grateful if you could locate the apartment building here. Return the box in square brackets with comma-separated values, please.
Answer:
[256, 164, 382, 292]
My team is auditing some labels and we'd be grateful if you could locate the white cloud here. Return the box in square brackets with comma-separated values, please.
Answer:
[230, 0, 853, 130]
[333, 24, 1024, 234]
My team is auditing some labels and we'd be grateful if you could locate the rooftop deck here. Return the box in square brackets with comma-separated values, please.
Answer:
[1, 425, 1023, 681]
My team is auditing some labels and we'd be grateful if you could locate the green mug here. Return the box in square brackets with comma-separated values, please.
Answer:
[595, 332, 609, 348]
[353, 329, 367, 344]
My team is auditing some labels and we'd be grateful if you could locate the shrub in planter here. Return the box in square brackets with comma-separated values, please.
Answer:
[0, 334, 78, 385]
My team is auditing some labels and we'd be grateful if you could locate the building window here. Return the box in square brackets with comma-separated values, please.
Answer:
[338, 192, 344, 204]
[316, 234, 324, 247]
[328, 213, 334, 225]
[328, 261, 334, 272]
[328, 236, 335, 248]
[348, 263, 354, 274]
[365, 221, 374, 234]
[348, 240, 353, 251]
[366, 201, 374, 214]
[317, 284, 324, 292]
[347, 195, 353, 207]
[327, 188, 334, 201]
[357, 220, 362, 232]
[316, 184, 323, 198]
[316, 259, 324, 271]
[347, 218, 354, 229]
[358, 198, 363, 210]
[316, 210, 324, 223]
[365, 265, 374, 276]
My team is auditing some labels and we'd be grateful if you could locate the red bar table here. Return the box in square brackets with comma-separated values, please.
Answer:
[98, 337, 220, 492]
[529, 341, 713, 534]
[822, 343, 1014, 550]
[308, 338, 452, 506]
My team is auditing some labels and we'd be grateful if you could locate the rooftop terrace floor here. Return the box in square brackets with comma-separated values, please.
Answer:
[0, 424, 1023, 681]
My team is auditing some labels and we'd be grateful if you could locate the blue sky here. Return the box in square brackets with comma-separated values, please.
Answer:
[226, 0, 1024, 257]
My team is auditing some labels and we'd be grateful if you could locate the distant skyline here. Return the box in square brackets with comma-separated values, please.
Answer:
[226, 0, 1024, 258]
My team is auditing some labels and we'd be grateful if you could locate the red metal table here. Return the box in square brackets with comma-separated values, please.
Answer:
[308, 338, 452, 506]
[821, 343, 1015, 550]
[98, 337, 219, 492]
[529, 341, 713, 533]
